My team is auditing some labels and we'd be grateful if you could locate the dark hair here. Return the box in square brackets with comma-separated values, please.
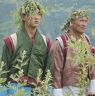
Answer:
[13, 0, 45, 31]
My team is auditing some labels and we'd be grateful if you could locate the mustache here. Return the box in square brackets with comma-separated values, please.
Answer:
[80, 26, 87, 29]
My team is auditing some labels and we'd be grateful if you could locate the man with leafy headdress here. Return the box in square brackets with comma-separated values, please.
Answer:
[1, 0, 51, 95]
[48, 9, 95, 96]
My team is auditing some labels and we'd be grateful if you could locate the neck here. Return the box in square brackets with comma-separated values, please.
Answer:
[24, 24, 37, 38]
[68, 29, 83, 40]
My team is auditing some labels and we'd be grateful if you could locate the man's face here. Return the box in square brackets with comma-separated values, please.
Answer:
[71, 17, 88, 34]
[24, 9, 42, 28]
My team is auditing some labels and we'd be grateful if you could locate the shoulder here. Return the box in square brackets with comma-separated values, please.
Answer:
[46, 36, 51, 50]
[50, 39, 62, 52]
[3, 33, 17, 52]
[56, 33, 68, 49]
[41, 33, 51, 50]
[84, 33, 91, 45]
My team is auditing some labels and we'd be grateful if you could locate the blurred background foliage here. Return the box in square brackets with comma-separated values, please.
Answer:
[0, 0, 95, 55]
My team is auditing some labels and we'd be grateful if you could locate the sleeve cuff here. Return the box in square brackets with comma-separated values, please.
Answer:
[53, 88, 63, 96]
[88, 80, 95, 94]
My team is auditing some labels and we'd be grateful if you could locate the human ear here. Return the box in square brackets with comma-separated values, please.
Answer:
[70, 22, 73, 27]
[22, 14, 26, 21]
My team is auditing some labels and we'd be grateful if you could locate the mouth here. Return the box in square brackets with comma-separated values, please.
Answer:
[34, 21, 40, 24]
[80, 27, 86, 30]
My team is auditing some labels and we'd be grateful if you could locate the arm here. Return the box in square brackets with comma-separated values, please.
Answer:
[86, 46, 95, 95]
[88, 65, 95, 95]
[42, 37, 51, 79]
[1, 44, 12, 81]
[49, 40, 64, 96]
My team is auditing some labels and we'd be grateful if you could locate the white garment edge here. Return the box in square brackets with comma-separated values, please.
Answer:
[88, 80, 95, 95]
[53, 88, 63, 96]
[10, 33, 17, 50]
[56, 37, 64, 49]
[41, 34, 47, 47]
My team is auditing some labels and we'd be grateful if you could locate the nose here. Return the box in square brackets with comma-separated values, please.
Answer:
[33, 17, 40, 22]
[82, 20, 88, 28]
[35, 16, 40, 20]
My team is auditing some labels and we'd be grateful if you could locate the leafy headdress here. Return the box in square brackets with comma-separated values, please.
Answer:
[61, 9, 89, 31]
[13, 0, 46, 30]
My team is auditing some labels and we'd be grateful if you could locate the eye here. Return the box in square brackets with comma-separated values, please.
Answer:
[80, 19, 88, 23]
[37, 12, 42, 16]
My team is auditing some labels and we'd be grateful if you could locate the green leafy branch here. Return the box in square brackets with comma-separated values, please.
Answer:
[32, 69, 52, 96]
[68, 36, 95, 95]
[0, 61, 8, 84]
[10, 50, 27, 84]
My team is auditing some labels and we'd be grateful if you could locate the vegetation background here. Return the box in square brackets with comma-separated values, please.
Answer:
[0, 0, 95, 55]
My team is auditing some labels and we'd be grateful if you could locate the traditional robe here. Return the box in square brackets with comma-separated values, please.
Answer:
[1, 29, 51, 85]
[48, 33, 95, 96]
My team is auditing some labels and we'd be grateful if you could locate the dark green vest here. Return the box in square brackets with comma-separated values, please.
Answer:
[10, 29, 47, 78]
